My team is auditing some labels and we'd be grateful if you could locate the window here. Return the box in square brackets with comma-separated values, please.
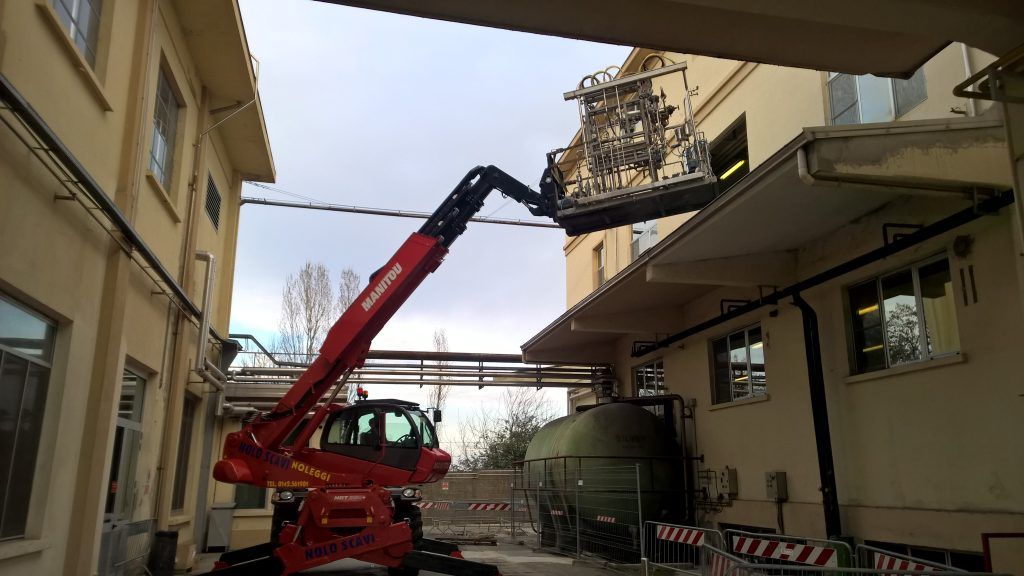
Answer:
[847, 256, 959, 374]
[51, 0, 103, 67]
[205, 175, 221, 230]
[631, 221, 658, 261]
[415, 412, 436, 449]
[383, 409, 416, 448]
[594, 243, 606, 287]
[710, 115, 749, 194]
[634, 360, 665, 396]
[325, 409, 378, 447]
[235, 484, 267, 510]
[171, 394, 197, 511]
[711, 325, 766, 404]
[105, 369, 145, 522]
[150, 68, 180, 192]
[0, 294, 55, 540]
[828, 70, 927, 125]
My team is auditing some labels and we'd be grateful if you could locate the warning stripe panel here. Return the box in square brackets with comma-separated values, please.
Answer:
[731, 536, 837, 567]
[874, 552, 939, 573]
[596, 515, 616, 523]
[654, 524, 707, 547]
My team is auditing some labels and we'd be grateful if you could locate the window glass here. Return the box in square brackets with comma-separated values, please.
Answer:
[595, 243, 606, 287]
[631, 221, 658, 261]
[326, 409, 378, 446]
[52, 0, 103, 67]
[856, 75, 895, 123]
[0, 298, 55, 362]
[749, 327, 766, 397]
[150, 69, 180, 191]
[711, 325, 767, 405]
[416, 413, 436, 449]
[881, 269, 921, 366]
[119, 370, 145, 422]
[383, 410, 416, 448]
[634, 360, 665, 396]
[828, 73, 859, 125]
[0, 295, 54, 540]
[918, 259, 959, 356]
[894, 69, 927, 116]
[849, 280, 886, 373]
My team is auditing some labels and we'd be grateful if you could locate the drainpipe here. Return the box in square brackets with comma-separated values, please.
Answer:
[791, 293, 842, 539]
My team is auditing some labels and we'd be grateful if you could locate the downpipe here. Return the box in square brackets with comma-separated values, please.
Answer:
[791, 293, 842, 539]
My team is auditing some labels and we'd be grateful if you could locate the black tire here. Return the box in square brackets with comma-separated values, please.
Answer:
[391, 501, 423, 576]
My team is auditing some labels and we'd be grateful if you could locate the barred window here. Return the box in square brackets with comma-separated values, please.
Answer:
[52, 0, 102, 67]
[828, 69, 927, 125]
[205, 175, 221, 230]
[634, 359, 665, 396]
[150, 69, 180, 192]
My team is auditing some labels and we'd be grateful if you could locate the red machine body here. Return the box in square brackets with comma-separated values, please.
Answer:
[204, 166, 555, 576]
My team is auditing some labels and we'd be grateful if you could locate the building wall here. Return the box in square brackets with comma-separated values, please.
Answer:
[558, 47, 1018, 554]
[0, 1, 270, 573]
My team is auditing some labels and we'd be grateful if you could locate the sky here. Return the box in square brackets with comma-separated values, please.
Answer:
[230, 0, 629, 455]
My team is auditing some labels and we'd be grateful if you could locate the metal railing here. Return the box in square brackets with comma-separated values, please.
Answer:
[689, 546, 1007, 576]
[643, 521, 724, 575]
[514, 460, 671, 564]
[417, 499, 529, 540]
[856, 544, 965, 573]
[725, 528, 854, 569]
[97, 518, 154, 576]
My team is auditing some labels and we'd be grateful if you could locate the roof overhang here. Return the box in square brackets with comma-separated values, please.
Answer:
[316, 1, 1023, 77]
[522, 116, 1011, 363]
[174, 0, 275, 182]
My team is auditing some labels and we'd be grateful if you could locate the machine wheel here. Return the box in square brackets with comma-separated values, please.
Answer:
[390, 501, 423, 576]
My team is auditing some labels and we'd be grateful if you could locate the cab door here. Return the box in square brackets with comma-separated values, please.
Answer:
[321, 406, 382, 464]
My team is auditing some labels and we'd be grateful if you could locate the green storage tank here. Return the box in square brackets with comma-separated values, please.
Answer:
[521, 402, 685, 561]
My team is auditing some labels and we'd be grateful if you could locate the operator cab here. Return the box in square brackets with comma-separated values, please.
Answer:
[321, 399, 439, 472]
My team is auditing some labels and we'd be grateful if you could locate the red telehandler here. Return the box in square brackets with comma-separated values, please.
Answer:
[204, 166, 559, 575]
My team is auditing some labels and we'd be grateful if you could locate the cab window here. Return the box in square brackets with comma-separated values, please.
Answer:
[326, 409, 379, 446]
[417, 413, 436, 448]
[383, 409, 417, 448]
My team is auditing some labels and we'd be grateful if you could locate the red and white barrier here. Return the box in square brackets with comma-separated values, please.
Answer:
[596, 515, 616, 523]
[549, 509, 564, 516]
[415, 501, 450, 510]
[709, 550, 737, 576]
[466, 503, 510, 511]
[874, 552, 939, 573]
[732, 536, 838, 567]
[656, 525, 707, 546]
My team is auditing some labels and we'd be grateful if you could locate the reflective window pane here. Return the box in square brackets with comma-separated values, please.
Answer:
[829, 73, 858, 124]
[384, 410, 415, 447]
[119, 370, 145, 422]
[729, 332, 749, 399]
[918, 259, 959, 356]
[711, 338, 731, 404]
[882, 270, 922, 366]
[235, 483, 267, 510]
[748, 327, 766, 397]
[0, 298, 55, 362]
[849, 280, 886, 373]
[857, 75, 895, 123]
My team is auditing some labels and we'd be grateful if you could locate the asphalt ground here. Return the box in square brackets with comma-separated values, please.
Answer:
[195, 542, 634, 576]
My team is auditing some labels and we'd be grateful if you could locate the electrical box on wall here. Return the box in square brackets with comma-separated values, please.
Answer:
[765, 471, 788, 502]
[718, 466, 738, 497]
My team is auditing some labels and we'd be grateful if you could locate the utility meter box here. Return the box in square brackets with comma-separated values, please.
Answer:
[718, 466, 738, 497]
[765, 471, 788, 502]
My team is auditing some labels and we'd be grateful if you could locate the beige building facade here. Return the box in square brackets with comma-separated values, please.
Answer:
[0, 1, 273, 574]
[525, 46, 1022, 568]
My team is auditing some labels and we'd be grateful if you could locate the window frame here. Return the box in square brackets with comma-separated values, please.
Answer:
[710, 323, 767, 405]
[149, 65, 183, 194]
[0, 292, 57, 541]
[594, 242, 606, 288]
[844, 253, 960, 375]
[828, 70, 927, 125]
[631, 220, 658, 261]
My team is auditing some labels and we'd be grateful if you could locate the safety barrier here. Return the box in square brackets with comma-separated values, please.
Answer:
[97, 518, 154, 576]
[725, 529, 854, 569]
[643, 522, 725, 575]
[695, 545, 1005, 576]
[416, 499, 529, 539]
[856, 544, 965, 574]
